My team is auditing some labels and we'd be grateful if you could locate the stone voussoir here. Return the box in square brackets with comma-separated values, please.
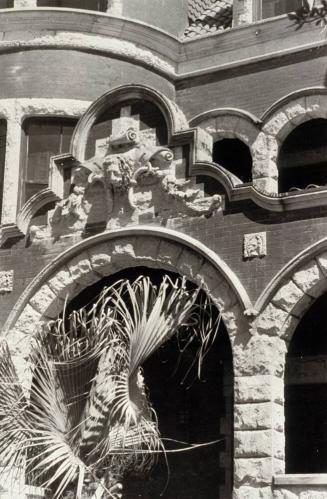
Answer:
[255, 302, 290, 337]
[157, 239, 183, 267]
[29, 283, 63, 318]
[67, 251, 98, 287]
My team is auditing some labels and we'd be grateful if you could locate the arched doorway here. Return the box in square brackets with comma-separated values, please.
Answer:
[66, 265, 234, 498]
[285, 291, 327, 473]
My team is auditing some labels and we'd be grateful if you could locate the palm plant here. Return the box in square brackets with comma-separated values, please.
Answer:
[0, 275, 220, 498]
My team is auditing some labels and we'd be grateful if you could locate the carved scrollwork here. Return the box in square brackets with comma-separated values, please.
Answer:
[39, 125, 223, 241]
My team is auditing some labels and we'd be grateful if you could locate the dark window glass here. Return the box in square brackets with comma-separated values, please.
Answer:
[285, 293, 327, 473]
[262, 0, 302, 18]
[213, 138, 252, 183]
[278, 118, 327, 193]
[0, 120, 7, 222]
[22, 118, 77, 205]
[37, 0, 106, 11]
[0, 0, 14, 8]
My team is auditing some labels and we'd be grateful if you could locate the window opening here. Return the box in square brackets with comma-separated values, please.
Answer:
[278, 118, 327, 193]
[37, 0, 107, 11]
[22, 118, 77, 206]
[285, 292, 327, 473]
[213, 138, 252, 183]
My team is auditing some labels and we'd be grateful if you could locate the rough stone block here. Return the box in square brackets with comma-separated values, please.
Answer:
[157, 240, 182, 267]
[234, 403, 279, 430]
[48, 267, 76, 299]
[178, 248, 203, 279]
[283, 99, 306, 125]
[234, 375, 284, 404]
[305, 94, 325, 118]
[233, 485, 261, 499]
[252, 132, 268, 161]
[234, 457, 275, 486]
[14, 303, 42, 337]
[272, 281, 305, 313]
[253, 177, 278, 194]
[292, 260, 325, 297]
[256, 303, 289, 336]
[134, 236, 160, 261]
[234, 335, 286, 376]
[29, 283, 62, 318]
[234, 430, 281, 458]
[68, 252, 97, 287]
[88, 243, 113, 276]
[0, 270, 14, 293]
[252, 159, 278, 179]
[263, 112, 290, 138]
[273, 489, 298, 499]
[317, 251, 327, 276]
[196, 262, 223, 294]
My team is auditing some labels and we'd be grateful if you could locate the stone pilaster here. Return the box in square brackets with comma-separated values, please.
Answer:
[233, 334, 286, 499]
[1, 116, 23, 225]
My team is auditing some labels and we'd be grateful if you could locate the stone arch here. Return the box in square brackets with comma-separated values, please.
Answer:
[189, 108, 261, 147]
[71, 85, 189, 161]
[258, 88, 327, 194]
[251, 237, 327, 478]
[189, 108, 281, 193]
[255, 237, 327, 345]
[4, 227, 251, 366]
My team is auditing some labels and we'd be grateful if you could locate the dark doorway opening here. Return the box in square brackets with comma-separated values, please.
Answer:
[68, 266, 234, 498]
[213, 138, 252, 183]
[285, 291, 327, 473]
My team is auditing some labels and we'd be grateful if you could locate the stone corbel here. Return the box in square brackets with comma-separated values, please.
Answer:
[0, 224, 24, 248]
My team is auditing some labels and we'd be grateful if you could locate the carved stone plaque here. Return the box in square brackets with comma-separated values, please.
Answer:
[243, 232, 267, 259]
[0, 270, 14, 293]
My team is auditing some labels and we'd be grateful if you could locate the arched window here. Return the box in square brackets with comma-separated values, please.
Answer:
[285, 292, 327, 473]
[213, 138, 252, 183]
[0, 120, 7, 223]
[37, 0, 107, 11]
[278, 118, 327, 193]
[85, 99, 168, 160]
[21, 117, 77, 206]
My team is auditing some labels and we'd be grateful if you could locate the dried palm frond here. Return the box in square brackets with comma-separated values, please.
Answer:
[0, 274, 221, 498]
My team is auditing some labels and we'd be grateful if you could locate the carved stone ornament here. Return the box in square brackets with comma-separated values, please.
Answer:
[243, 232, 267, 259]
[0, 270, 14, 293]
[30, 106, 222, 242]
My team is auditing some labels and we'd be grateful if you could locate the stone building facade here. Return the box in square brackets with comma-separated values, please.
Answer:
[0, 0, 327, 498]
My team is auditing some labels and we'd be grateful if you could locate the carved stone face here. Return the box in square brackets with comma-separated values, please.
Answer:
[103, 157, 124, 188]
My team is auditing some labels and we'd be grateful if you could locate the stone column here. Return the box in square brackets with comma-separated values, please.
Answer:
[1, 109, 23, 225]
[233, 333, 286, 499]
[14, 0, 37, 7]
